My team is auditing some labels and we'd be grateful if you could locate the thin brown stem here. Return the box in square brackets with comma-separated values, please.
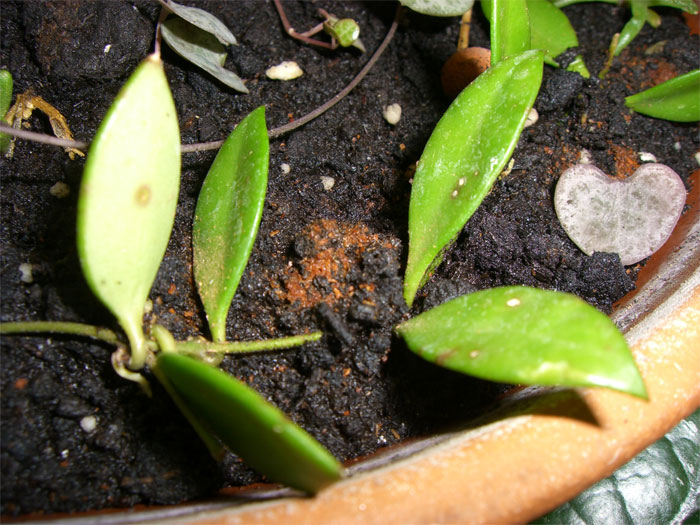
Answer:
[0, 122, 89, 152]
[457, 9, 472, 51]
[273, 0, 334, 49]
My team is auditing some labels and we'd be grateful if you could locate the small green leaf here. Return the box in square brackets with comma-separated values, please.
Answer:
[527, 0, 590, 77]
[160, 0, 237, 45]
[482, 0, 531, 65]
[193, 107, 269, 343]
[399, 0, 475, 17]
[77, 54, 180, 370]
[554, 0, 697, 11]
[325, 18, 361, 48]
[156, 352, 344, 494]
[396, 286, 648, 398]
[625, 69, 700, 122]
[612, 1, 649, 57]
[160, 16, 248, 93]
[0, 70, 12, 116]
[536, 409, 700, 524]
[403, 50, 544, 306]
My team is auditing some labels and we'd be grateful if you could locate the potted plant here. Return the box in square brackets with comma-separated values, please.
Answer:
[1, 0, 698, 521]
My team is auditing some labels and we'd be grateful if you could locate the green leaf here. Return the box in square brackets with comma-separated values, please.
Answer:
[325, 18, 361, 48]
[612, 1, 649, 57]
[160, 0, 237, 45]
[625, 69, 700, 122]
[554, 0, 697, 11]
[156, 352, 344, 494]
[403, 50, 544, 306]
[482, 0, 531, 65]
[193, 107, 269, 343]
[535, 409, 700, 524]
[76, 54, 180, 370]
[0, 70, 12, 116]
[396, 286, 648, 398]
[160, 16, 248, 93]
[527, 0, 590, 77]
[399, 0, 475, 17]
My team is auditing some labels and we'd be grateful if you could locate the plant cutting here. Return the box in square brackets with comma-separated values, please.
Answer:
[1, 53, 342, 494]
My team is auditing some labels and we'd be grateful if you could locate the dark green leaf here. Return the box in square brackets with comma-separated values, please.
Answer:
[399, 0, 475, 17]
[396, 286, 648, 398]
[403, 51, 544, 306]
[156, 352, 344, 494]
[77, 54, 180, 370]
[193, 107, 269, 343]
[160, 0, 237, 45]
[554, 0, 697, 11]
[527, 0, 590, 77]
[625, 69, 700, 122]
[482, 0, 531, 65]
[536, 409, 700, 524]
[160, 17, 248, 93]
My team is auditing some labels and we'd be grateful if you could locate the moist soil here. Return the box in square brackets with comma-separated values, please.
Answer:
[1, 0, 698, 517]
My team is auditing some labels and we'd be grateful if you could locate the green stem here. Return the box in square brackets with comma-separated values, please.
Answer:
[0, 321, 122, 346]
[175, 331, 323, 356]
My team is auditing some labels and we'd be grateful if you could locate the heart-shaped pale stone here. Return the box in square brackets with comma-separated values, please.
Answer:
[554, 163, 686, 266]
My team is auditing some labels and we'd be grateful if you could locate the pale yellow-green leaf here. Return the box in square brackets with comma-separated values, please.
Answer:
[77, 54, 180, 369]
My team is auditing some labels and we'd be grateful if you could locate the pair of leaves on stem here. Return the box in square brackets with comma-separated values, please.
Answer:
[158, 0, 248, 93]
[77, 54, 341, 493]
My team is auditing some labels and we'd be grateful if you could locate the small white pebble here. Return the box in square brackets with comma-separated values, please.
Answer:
[673, 141, 682, 152]
[61, 449, 69, 459]
[19, 263, 33, 283]
[280, 163, 291, 174]
[50, 182, 70, 198]
[523, 107, 539, 128]
[638, 151, 657, 163]
[103, 44, 112, 54]
[266, 61, 303, 80]
[80, 415, 97, 433]
[320, 176, 335, 191]
[695, 152, 700, 166]
[578, 149, 593, 165]
[382, 103, 402, 125]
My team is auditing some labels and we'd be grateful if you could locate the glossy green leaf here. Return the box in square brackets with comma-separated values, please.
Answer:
[160, 16, 248, 93]
[160, 0, 237, 45]
[403, 50, 544, 306]
[613, 1, 649, 57]
[625, 69, 700, 122]
[397, 286, 648, 398]
[0, 69, 12, 153]
[527, 0, 590, 77]
[536, 409, 700, 524]
[482, 0, 531, 65]
[77, 54, 180, 370]
[193, 107, 269, 343]
[399, 0, 475, 17]
[156, 352, 344, 494]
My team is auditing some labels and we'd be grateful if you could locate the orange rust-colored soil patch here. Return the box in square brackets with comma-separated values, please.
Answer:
[609, 143, 641, 178]
[273, 219, 396, 310]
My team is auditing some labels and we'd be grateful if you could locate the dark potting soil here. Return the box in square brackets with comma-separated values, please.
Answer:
[1, 0, 698, 516]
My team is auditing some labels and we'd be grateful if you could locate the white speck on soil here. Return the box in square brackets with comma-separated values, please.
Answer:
[382, 103, 402, 125]
[320, 176, 335, 191]
[80, 416, 97, 433]
[524, 107, 538, 128]
[19, 263, 33, 283]
[50, 182, 70, 198]
[265, 61, 303, 80]
[280, 163, 291, 174]
[638, 151, 657, 163]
